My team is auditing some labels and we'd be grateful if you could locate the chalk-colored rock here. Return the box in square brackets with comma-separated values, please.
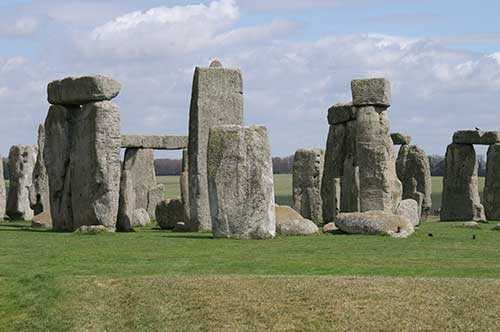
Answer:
[275, 205, 319, 235]
[396, 199, 420, 227]
[335, 210, 414, 238]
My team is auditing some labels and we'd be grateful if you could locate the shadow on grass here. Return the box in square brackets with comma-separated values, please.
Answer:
[161, 233, 213, 240]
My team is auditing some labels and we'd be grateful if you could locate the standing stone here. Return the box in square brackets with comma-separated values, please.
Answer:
[207, 125, 275, 239]
[441, 143, 485, 221]
[70, 101, 121, 230]
[187, 61, 244, 232]
[292, 149, 324, 225]
[0, 154, 6, 219]
[29, 124, 50, 217]
[156, 199, 185, 230]
[6, 145, 37, 220]
[340, 153, 360, 212]
[484, 144, 500, 220]
[355, 106, 401, 212]
[353, 79, 401, 213]
[117, 148, 156, 230]
[396, 145, 432, 222]
[44, 105, 76, 231]
[147, 184, 166, 218]
[180, 148, 190, 222]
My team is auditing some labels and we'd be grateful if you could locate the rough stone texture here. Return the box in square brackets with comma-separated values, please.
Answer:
[356, 106, 402, 213]
[45, 101, 121, 231]
[0, 154, 5, 219]
[463, 221, 480, 229]
[351, 78, 391, 107]
[484, 144, 500, 220]
[396, 145, 432, 222]
[31, 210, 51, 228]
[188, 62, 244, 232]
[322, 222, 338, 233]
[391, 133, 412, 145]
[292, 149, 324, 225]
[44, 105, 76, 231]
[70, 101, 121, 230]
[48, 75, 121, 105]
[117, 148, 157, 230]
[147, 184, 165, 218]
[130, 208, 150, 227]
[340, 154, 360, 213]
[453, 130, 500, 145]
[207, 125, 275, 239]
[327, 103, 355, 125]
[156, 199, 186, 230]
[29, 124, 50, 216]
[275, 205, 319, 235]
[121, 135, 187, 150]
[441, 144, 485, 221]
[6, 145, 37, 220]
[75, 225, 110, 235]
[335, 210, 414, 238]
[396, 199, 420, 227]
[180, 148, 190, 222]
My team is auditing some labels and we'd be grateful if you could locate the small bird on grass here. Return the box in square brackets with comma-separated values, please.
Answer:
[473, 234, 476, 240]
[428, 233, 434, 237]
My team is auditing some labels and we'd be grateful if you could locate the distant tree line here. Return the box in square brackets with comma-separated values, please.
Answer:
[1, 154, 488, 177]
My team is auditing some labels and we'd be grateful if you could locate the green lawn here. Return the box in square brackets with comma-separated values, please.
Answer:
[0, 175, 498, 332]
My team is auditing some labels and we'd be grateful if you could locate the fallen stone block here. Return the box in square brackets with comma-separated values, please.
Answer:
[335, 210, 414, 238]
[275, 205, 319, 236]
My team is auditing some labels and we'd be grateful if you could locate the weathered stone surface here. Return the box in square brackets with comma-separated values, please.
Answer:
[463, 221, 480, 229]
[121, 135, 187, 150]
[130, 208, 150, 227]
[494, 224, 500, 231]
[391, 133, 412, 145]
[31, 210, 51, 228]
[396, 199, 420, 227]
[156, 199, 186, 230]
[117, 148, 158, 231]
[484, 144, 500, 220]
[293, 149, 324, 225]
[188, 62, 244, 232]
[44, 105, 76, 231]
[396, 145, 432, 222]
[340, 153, 360, 213]
[0, 154, 5, 219]
[48, 75, 121, 105]
[6, 145, 37, 220]
[70, 101, 121, 230]
[453, 130, 500, 145]
[207, 125, 275, 239]
[29, 124, 50, 216]
[335, 210, 414, 238]
[351, 78, 391, 107]
[327, 103, 355, 125]
[441, 144, 485, 221]
[356, 106, 401, 213]
[322, 222, 338, 233]
[275, 205, 319, 235]
[180, 148, 190, 222]
[147, 184, 165, 218]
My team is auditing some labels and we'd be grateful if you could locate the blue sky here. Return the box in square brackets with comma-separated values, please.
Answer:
[0, 0, 499, 157]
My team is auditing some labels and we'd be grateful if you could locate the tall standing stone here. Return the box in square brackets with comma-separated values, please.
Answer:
[0, 155, 6, 219]
[441, 143, 485, 221]
[70, 101, 121, 230]
[396, 145, 432, 222]
[180, 148, 190, 222]
[292, 149, 324, 225]
[340, 153, 360, 212]
[483, 144, 500, 220]
[117, 148, 157, 230]
[29, 124, 50, 217]
[207, 125, 275, 239]
[352, 79, 401, 213]
[44, 75, 122, 231]
[187, 60, 244, 232]
[6, 145, 37, 220]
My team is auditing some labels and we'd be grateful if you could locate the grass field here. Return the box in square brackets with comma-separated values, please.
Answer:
[0, 175, 498, 332]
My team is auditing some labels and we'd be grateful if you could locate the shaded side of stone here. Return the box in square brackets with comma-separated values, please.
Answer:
[484, 144, 500, 220]
[187, 66, 244, 232]
[441, 143, 485, 221]
[391, 133, 412, 145]
[453, 130, 500, 145]
[180, 148, 190, 222]
[207, 125, 275, 239]
[29, 124, 50, 217]
[0, 154, 5, 219]
[327, 103, 355, 125]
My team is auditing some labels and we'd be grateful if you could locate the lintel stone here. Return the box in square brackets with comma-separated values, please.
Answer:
[121, 135, 187, 150]
[453, 130, 500, 145]
[351, 78, 391, 107]
[327, 103, 355, 125]
[391, 133, 412, 145]
[48, 75, 121, 105]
